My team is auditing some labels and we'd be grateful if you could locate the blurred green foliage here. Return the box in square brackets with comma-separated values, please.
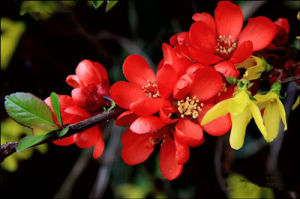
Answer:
[1, 118, 48, 172]
[1, 18, 25, 70]
[227, 172, 274, 198]
[19, 1, 75, 20]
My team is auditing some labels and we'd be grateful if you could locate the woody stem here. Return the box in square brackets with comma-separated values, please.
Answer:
[0, 106, 125, 162]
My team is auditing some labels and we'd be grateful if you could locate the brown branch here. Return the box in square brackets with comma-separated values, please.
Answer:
[281, 76, 300, 84]
[0, 106, 125, 162]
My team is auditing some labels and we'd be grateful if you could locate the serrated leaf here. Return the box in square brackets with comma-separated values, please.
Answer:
[50, 92, 63, 126]
[59, 127, 69, 137]
[17, 131, 55, 152]
[5, 92, 58, 130]
[93, 0, 104, 9]
[106, 0, 118, 12]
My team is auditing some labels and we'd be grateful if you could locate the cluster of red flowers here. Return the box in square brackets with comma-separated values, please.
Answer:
[45, 1, 294, 180]
[45, 60, 110, 159]
[110, 1, 279, 180]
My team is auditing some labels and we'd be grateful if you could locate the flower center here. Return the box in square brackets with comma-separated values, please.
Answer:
[177, 96, 204, 119]
[142, 80, 160, 98]
[216, 35, 237, 57]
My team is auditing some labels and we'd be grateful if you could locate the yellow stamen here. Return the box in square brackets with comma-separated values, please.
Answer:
[142, 80, 160, 98]
[177, 96, 203, 119]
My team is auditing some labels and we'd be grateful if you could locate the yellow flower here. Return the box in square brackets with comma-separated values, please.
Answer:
[236, 56, 271, 81]
[255, 85, 287, 142]
[201, 89, 267, 150]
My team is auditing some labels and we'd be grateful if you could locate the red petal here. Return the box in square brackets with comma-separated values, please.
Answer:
[123, 54, 156, 86]
[190, 68, 223, 101]
[186, 46, 223, 65]
[75, 127, 99, 148]
[64, 105, 90, 118]
[76, 59, 109, 85]
[230, 41, 253, 64]
[121, 129, 154, 165]
[93, 133, 105, 159]
[174, 137, 190, 164]
[130, 98, 163, 116]
[130, 116, 165, 134]
[192, 12, 216, 33]
[71, 87, 104, 112]
[189, 21, 217, 53]
[198, 104, 231, 136]
[162, 43, 191, 76]
[214, 61, 240, 78]
[111, 81, 146, 109]
[274, 18, 289, 33]
[186, 63, 211, 75]
[215, 1, 243, 38]
[216, 86, 234, 102]
[116, 111, 138, 126]
[66, 75, 81, 88]
[173, 74, 194, 100]
[175, 118, 204, 147]
[157, 64, 177, 98]
[239, 17, 276, 51]
[159, 136, 184, 180]
[159, 100, 178, 124]
[53, 135, 74, 146]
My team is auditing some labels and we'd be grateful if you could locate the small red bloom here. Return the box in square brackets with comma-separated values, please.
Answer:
[170, 1, 276, 78]
[111, 54, 177, 116]
[66, 59, 110, 113]
[45, 95, 105, 159]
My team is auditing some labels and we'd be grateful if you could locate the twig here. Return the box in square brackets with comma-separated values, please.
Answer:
[214, 137, 227, 194]
[281, 76, 300, 84]
[54, 148, 92, 198]
[0, 106, 125, 162]
[90, 122, 124, 198]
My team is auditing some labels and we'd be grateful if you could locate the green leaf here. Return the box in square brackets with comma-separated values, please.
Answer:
[50, 92, 63, 126]
[17, 131, 55, 152]
[106, 0, 118, 12]
[226, 77, 238, 84]
[5, 92, 58, 130]
[92, 0, 104, 9]
[59, 127, 69, 137]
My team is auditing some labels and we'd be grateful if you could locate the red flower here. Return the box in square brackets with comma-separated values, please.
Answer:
[159, 64, 232, 138]
[111, 54, 177, 116]
[45, 95, 105, 159]
[170, 1, 276, 78]
[66, 59, 110, 113]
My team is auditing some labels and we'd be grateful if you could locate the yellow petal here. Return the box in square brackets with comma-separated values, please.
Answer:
[229, 110, 252, 150]
[292, 96, 300, 111]
[249, 102, 267, 138]
[263, 103, 281, 142]
[230, 90, 249, 113]
[243, 65, 265, 81]
[201, 99, 231, 125]
[255, 92, 275, 110]
[235, 56, 257, 69]
[275, 98, 287, 131]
